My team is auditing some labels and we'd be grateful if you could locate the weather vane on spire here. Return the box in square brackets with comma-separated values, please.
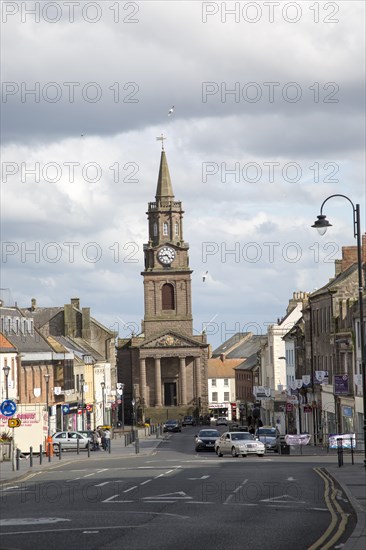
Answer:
[156, 133, 167, 151]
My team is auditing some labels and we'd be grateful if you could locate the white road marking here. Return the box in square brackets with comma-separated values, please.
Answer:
[287, 477, 296, 481]
[83, 473, 95, 478]
[123, 486, 138, 493]
[102, 494, 120, 503]
[94, 482, 110, 487]
[261, 494, 306, 503]
[83, 530, 99, 534]
[188, 475, 210, 480]
[140, 479, 152, 485]
[143, 491, 192, 500]
[0, 518, 71, 526]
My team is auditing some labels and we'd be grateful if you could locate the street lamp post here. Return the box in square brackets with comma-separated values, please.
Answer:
[116, 383, 125, 431]
[44, 373, 51, 437]
[131, 398, 135, 435]
[3, 365, 10, 400]
[312, 194, 366, 467]
[80, 374, 85, 431]
[101, 382, 106, 426]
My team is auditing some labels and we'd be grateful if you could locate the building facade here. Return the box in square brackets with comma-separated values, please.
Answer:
[116, 148, 209, 423]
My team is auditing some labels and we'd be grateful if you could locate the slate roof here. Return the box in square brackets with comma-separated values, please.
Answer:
[226, 335, 267, 359]
[310, 263, 359, 297]
[212, 333, 250, 357]
[1, 307, 54, 353]
[234, 352, 258, 371]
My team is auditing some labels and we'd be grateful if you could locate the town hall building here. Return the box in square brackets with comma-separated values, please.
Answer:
[116, 146, 209, 423]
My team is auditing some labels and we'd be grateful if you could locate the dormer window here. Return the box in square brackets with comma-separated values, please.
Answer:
[163, 222, 168, 236]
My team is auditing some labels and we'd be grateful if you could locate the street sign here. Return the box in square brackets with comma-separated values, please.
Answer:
[62, 404, 70, 414]
[8, 418, 21, 428]
[85, 404, 93, 412]
[0, 399, 17, 417]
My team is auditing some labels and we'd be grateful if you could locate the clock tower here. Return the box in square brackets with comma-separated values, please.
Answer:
[116, 146, 208, 419]
[142, 148, 193, 339]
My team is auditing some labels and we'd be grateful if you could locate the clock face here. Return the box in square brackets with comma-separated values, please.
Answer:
[158, 246, 176, 265]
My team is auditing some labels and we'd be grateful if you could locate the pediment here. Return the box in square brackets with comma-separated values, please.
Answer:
[138, 330, 202, 349]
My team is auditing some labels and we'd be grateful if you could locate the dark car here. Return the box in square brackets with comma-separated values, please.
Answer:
[182, 415, 195, 426]
[195, 429, 220, 452]
[255, 426, 279, 452]
[163, 419, 181, 433]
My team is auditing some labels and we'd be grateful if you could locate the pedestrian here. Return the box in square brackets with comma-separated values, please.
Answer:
[249, 425, 255, 435]
[92, 430, 99, 451]
[99, 429, 106, 450]
[104, 429, 111, 451]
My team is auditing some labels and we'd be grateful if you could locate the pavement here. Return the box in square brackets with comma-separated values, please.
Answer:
[0, 434, 365, 550]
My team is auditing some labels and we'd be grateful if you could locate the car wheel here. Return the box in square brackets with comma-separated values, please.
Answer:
[257, 453, 264, 457]
[53, 443, 60, 453]
[216, 447, 223, 457]
[242, 454, 247, 458]
[231, 447, 238, 458]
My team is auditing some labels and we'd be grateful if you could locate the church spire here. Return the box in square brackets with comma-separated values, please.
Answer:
[155, 150, 174, 202]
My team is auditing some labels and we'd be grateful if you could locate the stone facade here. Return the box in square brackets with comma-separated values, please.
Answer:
[117, 150, 209, 421]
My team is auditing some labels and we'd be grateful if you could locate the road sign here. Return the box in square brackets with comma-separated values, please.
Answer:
[85, 404, 93, 412]
[8, 418, 21, 428]
[0, 399, 17, 417]
[62, 404, 70, 414]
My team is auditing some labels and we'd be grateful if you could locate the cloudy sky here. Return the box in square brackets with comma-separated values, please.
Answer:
[1, 1, 365, 350]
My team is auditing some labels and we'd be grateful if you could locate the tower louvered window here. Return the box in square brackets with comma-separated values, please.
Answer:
[162, 283, 175, 310]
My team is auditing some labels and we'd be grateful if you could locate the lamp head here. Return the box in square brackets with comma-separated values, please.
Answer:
[3, 365, 10, 376]
[311, 214, 332, 236]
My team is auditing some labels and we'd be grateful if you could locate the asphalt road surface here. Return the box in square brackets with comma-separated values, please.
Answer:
[0, 427, 356, 550]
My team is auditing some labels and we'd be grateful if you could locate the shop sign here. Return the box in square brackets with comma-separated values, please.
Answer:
[334, 375, 349, 395]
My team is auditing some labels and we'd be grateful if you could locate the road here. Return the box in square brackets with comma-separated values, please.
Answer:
[0, 427, 356, 550]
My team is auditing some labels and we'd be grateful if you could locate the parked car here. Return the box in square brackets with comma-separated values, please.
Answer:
[255, 426, 279, 452]
[182, 415, 195, 426]
[52, 431, 91, 451]
[215, 431, 265, 457]
[215, 417, 228, 426]
[194, 429, 220, 452]
[163, 419, 181, 433]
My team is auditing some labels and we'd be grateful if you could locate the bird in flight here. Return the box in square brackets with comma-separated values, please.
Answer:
[168, 106, 174, 116]
[202, 271, 208, 282]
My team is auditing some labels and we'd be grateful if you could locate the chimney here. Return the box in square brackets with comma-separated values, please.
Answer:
[340, 234, 366, 273]
[31, 298, 37, 311]
[70, 298, 80, 310]
[82, 307, 91, 342]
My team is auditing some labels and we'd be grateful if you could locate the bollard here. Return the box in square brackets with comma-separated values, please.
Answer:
[87, 440, 90, 458]
[16, 448, 20, 470]
[30, 446, 33, 467]
[59, 443, 62, 460]
[124, 434, 127, 447]
[77, 437, 80, 455]
[135, 435, 139, 454]
[337, 438, 343, 467]
[350, 437, 354, 465]
[109, 439, 111, 454]
[48, 442, 51, 462]
[39, 444, 43, 464]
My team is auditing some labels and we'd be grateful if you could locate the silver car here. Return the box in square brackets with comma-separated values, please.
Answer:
[215, 431, 265, 457]
[52, 431, 91, 451]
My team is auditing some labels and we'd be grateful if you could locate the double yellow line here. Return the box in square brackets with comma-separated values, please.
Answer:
[309, 467, 349, 550]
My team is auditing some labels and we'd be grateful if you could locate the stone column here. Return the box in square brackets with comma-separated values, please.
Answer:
[139, 357, 147, 406]
[195, 356, 201, 399]
[179, 357, 187, 405]
[154, 357, 162, 406]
